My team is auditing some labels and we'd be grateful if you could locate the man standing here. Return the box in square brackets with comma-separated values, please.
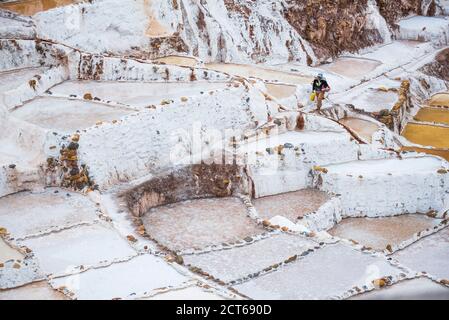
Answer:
[312, 73, 331, 111]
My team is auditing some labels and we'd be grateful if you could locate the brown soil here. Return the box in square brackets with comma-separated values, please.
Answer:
[376, 0, 436, 26]
[284, 0, 383, 60]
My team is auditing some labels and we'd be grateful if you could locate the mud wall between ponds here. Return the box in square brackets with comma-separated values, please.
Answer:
[123, 164, 252, 217]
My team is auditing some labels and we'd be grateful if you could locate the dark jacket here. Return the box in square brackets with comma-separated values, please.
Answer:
[312, 78, 330, 92]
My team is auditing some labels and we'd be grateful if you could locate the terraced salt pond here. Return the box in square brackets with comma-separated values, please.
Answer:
[329, 214, 442, 251]
[0, 0, 81, 16]
[153, 56, 199, 68]
[233, 243, 402, 299]
[0, 281, 68, 300]
[332, 76, 401, 113]
[401, 92, 449, 160]
[414, 107, 449, 125]
[11, 97, 132, 132]
[265, 83, 297, 100]
[0, 238, 24, 264]
[21, 223, 136, 276]
[142, 197, 265, 253]
[0, 189, 98, 239]
[49, 80, 230, 108]
[398, 16, 449, 45]
[253, 189, 330, 222]
[351, 89, 399, 113]
[183, 233, 317, 284]
[320, 57, 381, 80]
[339, 117, 380, 142]
[402, 123, 449, 149]
[0, 67, 48, 94]
[205, 63, 312, 85]
[1, 0, 449, 301]
[49, 254, 189, 300]
[351, 277, 449, 300]
[428, 93, 449, 107]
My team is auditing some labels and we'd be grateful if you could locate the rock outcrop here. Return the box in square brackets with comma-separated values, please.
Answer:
[376, 0, 436, 26]
[3, 0, 449, 64]
[15, 0, 391, 64]
[284, 0, 391, 61]
[420, 48, 449, 81]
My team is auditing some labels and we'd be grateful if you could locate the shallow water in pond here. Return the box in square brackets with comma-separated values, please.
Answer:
[153, 56, 199, 68]
[0, 0, 81, 16]
[402, 123, 449, 149]
[339, 117, 379, 142]
[428, 93, 449, 107]
[402, 92, 449, 159]
[265, 83, 297, 99]
[320, 57, 381, 79]
[392, 227, 449, 280]
[414, 107, 449, 125]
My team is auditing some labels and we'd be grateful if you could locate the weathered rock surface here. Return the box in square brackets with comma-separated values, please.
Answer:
[284, 0, 390, 61]
[420, 48, 449, 81]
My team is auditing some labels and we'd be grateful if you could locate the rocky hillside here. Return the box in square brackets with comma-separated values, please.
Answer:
[0, 0, 447, 64]
[421, 48, 449, 80]
[283, 0, 390, 61]
[376, 0, 441, 25]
